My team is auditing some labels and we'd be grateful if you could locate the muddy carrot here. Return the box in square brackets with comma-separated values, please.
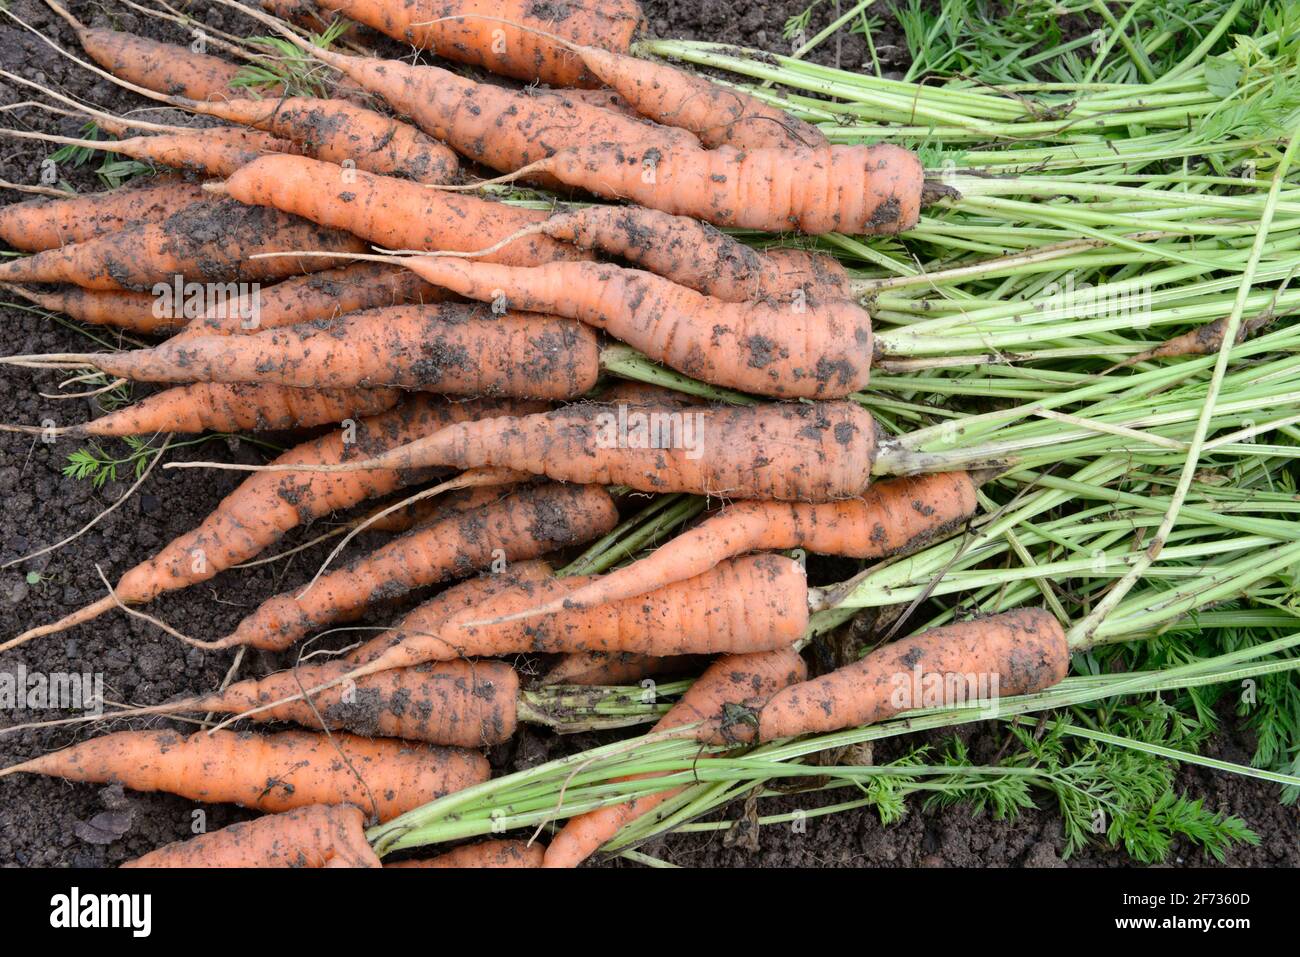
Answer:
[0, 177, 207, 251]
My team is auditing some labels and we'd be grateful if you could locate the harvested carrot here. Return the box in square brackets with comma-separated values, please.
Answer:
[175, 95, 459, 184]
[387, 840, 544, 868]
[1, 384, 400, 439]
[212, 155, 590, 266]
[489, 141, 925, 235]
[0, 728, 489, 822]
[0, 176, 206, 251]
[501, 472, 981, 621]
[426, 554, 809, 661]
[363, 254, 873, 399]
[123, 804, 380, 868]
[455, 205, 853, 303]
[545, 647, 807, 867]
[285, 0, 647, 87]
[65, 305, 601, 399]
[90, 654, 524, 746]
[1, 126, 295, 179]
[539, 87, 641, 118]
[471, 18, 826, 150]
[261, 401, 881, 503]
[218, 1, 696, 179]
[7, 396, 543, 647]
[542, 651, 705, 687]
[0, 198, 366, 291]
[176, 261, 444, 338]
[720, 609, 1070, 743]
[2, 284, 188, 335]
[45, 0, 278, 101]
[213, 482, 617, 650]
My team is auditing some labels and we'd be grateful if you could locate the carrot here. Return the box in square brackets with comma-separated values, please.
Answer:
[496, 472, 981, 622]
[0, 198, 367, 291]
[719, 609, 1070, 743]
[542, 651, 705, 687]
[123, 804, 381, 868]
[357, 254, 873, 399]
[544, 646, 807, 867]
[387, 840, 544, 868]
[0, 176, 207, 252]
[423, 554, 809, 661]
[216, 0, 696, 180]
[90, 656, 524, 747]
[282, 0, 647, 87]
[176, 261, 444, 338]
[598, 380, 701, 406]
[43, 0, 281, 101]
[454, 205, 849, 303]
[539, 87, 641, 119]
[58, 305, 601, 399]
[256, 400, 881, 503]
[1, 383, 400, 439]
[0, 126, 295, 179]
[2, 284, 189, 335]
[212, 154, 591, 266]
[25, 8, 460, 185]
[483, 140, 925, 235]
[361, 483, 511, 534]
[0, 728, 489, 822]
[213, 482, 617, 650]
[7, 396, 542, 647]
[173, 95, 459, 184]
[466, 17, 827, 150]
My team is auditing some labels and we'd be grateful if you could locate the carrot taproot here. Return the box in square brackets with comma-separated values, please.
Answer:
[541, 651, 705, 687]
[281, 0, 647, 87]
[422, 553, 809, 661]
[172, 95, 459, 184]
[215, 0, 696, 180]
[176, 261, 444, 338]
[212, 154, 591, 266]
[0, 126, 295, 179]
[213, 482, 617, 650]
[25, 8, 460, 185]
[0, 176, 207, 252]
[387, 840, 544, 868]
[0, 728, 489, 822]
[719, 609, 1070, 743]
[2, 284, 188, 334]
[462, 17, 826, 150]
[0, 198, 366, 291]
[0, 383, 400, 439]
[539, 87, 641, 118]
[60, 304, 601, 399]
[43, 0, 280, 101]
[119, 657, 524, 747]
[123, 804, 380, 868]
[6, 396, 543, 648]
[544, 646, 807, 867]
[360, 482, 512, 534]
[359, 254, 873, 399]
[451, 204, 850, 303]
[494, 472, 981, 622]
[253, 400, 881, 504]
[486, 140, 925, 235]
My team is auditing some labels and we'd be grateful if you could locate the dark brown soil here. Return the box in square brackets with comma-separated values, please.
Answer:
[0, 0, 1295, 868]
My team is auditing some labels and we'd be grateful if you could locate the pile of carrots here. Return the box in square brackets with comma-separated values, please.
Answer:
[0, 0, 1072, 869]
